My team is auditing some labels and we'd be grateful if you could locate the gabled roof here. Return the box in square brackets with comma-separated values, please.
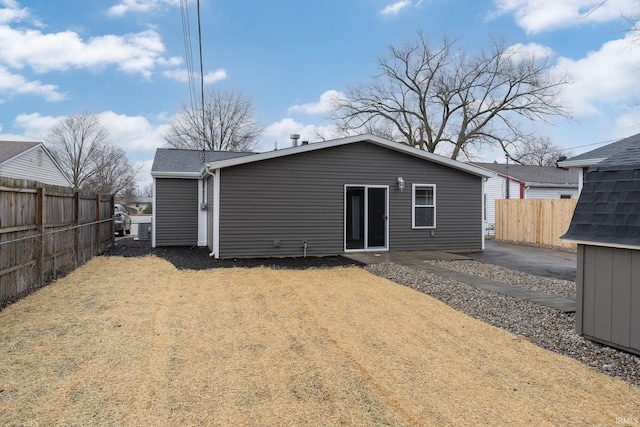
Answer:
[557, 132, 640, 168]
[471, 162, 578, 187]
[0, 140, 40, 164]
[151, 148, 254, 178]
[205, 134, 494, 178]
[562, 142, 640, 249]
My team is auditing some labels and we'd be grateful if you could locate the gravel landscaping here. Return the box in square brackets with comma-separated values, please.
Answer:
[366, 261, 640, 387]
[104, 238, 640, 387]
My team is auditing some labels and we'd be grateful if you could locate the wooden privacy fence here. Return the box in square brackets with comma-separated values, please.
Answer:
[495, 199, 578, 250]
[0, 177, 114, 308]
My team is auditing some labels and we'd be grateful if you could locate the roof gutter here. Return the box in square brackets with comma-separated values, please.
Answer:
[557, 158, 606, 168]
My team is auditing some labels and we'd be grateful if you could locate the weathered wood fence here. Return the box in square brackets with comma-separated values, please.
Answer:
[495, 199, 578, 250]
[0, 177, 114, 308]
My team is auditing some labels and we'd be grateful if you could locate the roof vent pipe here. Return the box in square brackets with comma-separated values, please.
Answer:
[301, 140, 309, 145]
[290, 134, 300, 147]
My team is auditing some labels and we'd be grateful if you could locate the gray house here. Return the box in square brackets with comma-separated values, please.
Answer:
[562, 142, 640, 355]
[0, 140, 71, 187]
[151, 134, 494, 258]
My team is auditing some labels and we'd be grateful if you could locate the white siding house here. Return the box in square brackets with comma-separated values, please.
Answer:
[472, 163, 579, 235]
[0, 141, 71, 187]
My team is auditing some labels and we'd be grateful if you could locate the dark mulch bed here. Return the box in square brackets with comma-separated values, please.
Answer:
[102, 238, 363, 270]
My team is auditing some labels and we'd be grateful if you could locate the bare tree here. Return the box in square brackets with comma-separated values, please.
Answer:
[46, 113, 110, 190]
[84, 143, 140, 197]
[330, 33, 572, 160]
[46, 112, 138, 197]
[164, 88, 264, 151]
[140, 183, 153, 197]
[508, 135, 572, 166]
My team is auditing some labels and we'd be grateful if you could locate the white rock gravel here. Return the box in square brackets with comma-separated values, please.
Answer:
[365, 261, 640, 387]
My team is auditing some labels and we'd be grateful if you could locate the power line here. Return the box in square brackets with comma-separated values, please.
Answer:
[179, 0, 197, 112]
[196, 0, 206, 156]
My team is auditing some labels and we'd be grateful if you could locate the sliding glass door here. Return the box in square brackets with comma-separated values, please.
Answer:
[345, 186, 388, 251]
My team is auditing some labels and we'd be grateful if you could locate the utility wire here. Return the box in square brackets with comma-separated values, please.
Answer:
[179, 0, 197, 112]
[196, 0, 207, 156]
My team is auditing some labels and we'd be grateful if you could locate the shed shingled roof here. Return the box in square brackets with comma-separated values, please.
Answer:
[562, 142, 640, 247]
[471, 163, 578, 186]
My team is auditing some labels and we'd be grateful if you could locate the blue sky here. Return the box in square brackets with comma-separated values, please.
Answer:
[2, 0, 640, 189]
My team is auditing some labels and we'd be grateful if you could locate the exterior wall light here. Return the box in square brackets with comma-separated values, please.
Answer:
[397, 176, 405, 191]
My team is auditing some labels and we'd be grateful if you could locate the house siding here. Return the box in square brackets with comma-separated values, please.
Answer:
[525, 187, 579, 199]
[0, 147, 70, 187]
[218, 142, 482, 258]
[155, 178, 198, 246]
[577, 244, 640, 354]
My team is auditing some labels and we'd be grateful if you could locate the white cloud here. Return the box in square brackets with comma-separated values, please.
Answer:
[491, 0, 640, 34]
[287, 90, 346, 115]
[504, 42, 554, 61]
[380, 1, 411, 16]
[552, 28, 640, 116]
[0, 0, 28, 24]
[0, 23, 179, 78]
[0, 66, 66, 101]
[260, 117, 342, 152]
[163, 67, 228, 84]
[107, 0, 181, 17]
[97, 111, 169, 152]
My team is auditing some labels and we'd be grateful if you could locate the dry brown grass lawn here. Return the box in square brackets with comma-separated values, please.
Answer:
[0, 256, 638, 426]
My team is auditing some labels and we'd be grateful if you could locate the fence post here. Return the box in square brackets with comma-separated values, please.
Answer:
[74, 192, 79, 267]
[37, 187, 45, 285]
[94, 194, 100, 257]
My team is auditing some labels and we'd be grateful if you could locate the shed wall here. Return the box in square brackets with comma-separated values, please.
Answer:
[577, 244, 640, 354]
[155, 178, 198, 246]
[218, 142, 482, 257]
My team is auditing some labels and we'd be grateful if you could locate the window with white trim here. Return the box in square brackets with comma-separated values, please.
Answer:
[412, 184, 436, 228]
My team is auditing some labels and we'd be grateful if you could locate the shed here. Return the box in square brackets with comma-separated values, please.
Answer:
[151, 134, 494, 258]
[562, 141, 640, 355]
[0, 140, 71, 187]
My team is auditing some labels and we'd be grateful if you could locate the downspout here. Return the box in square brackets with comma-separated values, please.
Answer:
[204, 166, 217, 258]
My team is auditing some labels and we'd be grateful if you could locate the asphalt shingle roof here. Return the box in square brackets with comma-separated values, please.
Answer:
[563, 132, 640, 164]
[562, 142, 640, 247]
[151, 148, 254, 174]
[471, 163, 578, 185]
[0, 141, 40, 164]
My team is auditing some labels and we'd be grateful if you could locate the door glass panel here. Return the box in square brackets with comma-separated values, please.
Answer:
[346, 187, 365, 249]
[367, 188, 386, 248]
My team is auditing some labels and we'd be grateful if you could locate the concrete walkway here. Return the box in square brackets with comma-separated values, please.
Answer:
[345, 251, 576, 313]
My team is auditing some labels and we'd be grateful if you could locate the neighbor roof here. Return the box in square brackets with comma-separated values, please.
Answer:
[0, 140, 40, 164]
[205, 134, 494, 178]
[562, 142, 640, 249]
[471, 163, 578, 187]
[151, 149, 254, 178]
[557, 132, 640, 168]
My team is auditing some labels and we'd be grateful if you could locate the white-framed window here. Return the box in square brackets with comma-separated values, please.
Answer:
[412, 184, 436, 229]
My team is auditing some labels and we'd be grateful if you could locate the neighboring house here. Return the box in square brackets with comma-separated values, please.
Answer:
[0, 140, 71, 187]
[126, 197, 153, 213]
[562, 142, 640, 355]
[558, 131, 640, 193]
[471, 163, 579, 235]
[151, 134, 494, 258]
